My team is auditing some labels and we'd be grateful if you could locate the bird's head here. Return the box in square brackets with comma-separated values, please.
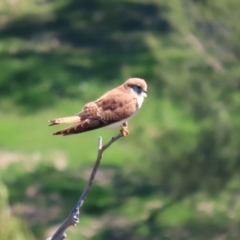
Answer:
[124, 78, 147, 98]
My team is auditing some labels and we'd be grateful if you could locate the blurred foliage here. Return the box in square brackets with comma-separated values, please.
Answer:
[0, 180, 34, 240]
[1, 0, 240, 239]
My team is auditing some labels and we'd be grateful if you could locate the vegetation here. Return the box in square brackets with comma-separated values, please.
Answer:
[1, 0, 240, 239]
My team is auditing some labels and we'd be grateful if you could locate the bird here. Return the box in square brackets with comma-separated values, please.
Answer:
[49, 78, 147, 136]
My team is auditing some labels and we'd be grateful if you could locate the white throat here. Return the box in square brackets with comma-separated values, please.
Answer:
[130, 89, 146, 108]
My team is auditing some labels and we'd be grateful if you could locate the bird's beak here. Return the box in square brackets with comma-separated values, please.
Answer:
[143, 89, 147, 98]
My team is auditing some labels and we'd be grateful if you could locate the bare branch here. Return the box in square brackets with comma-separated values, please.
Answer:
[46, 132, 124, 240]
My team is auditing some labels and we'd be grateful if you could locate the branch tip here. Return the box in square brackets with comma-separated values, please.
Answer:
[98, 136, 102, 150]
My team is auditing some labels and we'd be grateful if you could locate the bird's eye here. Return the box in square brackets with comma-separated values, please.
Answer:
[132, 85, 142, 94]
[136, 86, 142, 92]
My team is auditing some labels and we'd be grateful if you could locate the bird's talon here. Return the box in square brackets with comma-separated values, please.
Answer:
[120, 122, 129, 136]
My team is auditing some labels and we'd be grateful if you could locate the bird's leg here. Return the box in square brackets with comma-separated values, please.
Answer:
[120, 122, 129, 136]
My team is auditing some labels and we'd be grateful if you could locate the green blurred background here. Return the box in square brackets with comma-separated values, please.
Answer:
[1, 0, 240, 239]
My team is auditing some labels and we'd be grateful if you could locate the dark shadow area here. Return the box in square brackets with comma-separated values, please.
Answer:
[0, 0, 170, 112]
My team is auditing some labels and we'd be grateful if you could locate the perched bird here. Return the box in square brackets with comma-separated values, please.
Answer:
[49, 78, 147, 136]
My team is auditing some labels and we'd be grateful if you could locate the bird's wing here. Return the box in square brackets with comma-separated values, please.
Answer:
[85, 92, 138, 123]
[52, 92, 138, 136]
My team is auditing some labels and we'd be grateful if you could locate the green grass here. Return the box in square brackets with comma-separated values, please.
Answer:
[0, 96, 160, 169]
[0, 93, 197, 175]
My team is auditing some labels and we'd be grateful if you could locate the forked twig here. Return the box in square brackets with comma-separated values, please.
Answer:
[46, 132, 124, 240]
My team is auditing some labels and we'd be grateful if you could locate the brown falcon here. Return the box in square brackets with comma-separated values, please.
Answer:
[49, 78, 147, 136]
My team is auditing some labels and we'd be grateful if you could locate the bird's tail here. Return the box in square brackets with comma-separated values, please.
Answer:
[49, 116, 81, 126]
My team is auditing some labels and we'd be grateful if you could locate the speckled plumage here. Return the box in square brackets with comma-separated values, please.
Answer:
[49, 78, 147, 136]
